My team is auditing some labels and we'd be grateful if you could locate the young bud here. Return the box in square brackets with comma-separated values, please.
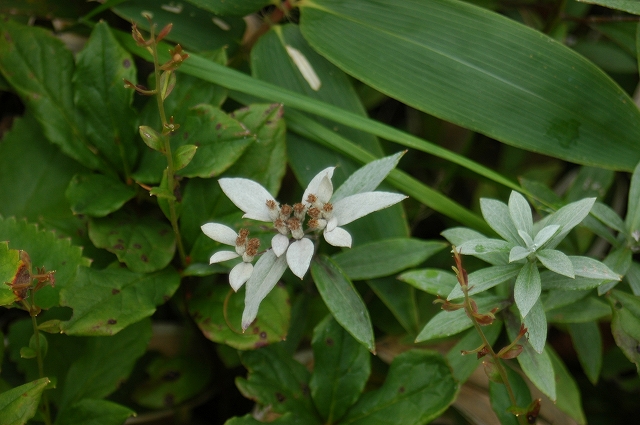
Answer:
[482, 360, 503, 383]
[139, 126, 165, 152]
[131, 23, 149, 47]
[497, 344, 523, 359]
[156, 23, 173, 42]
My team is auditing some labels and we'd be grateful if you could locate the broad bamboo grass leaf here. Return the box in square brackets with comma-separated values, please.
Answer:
[310, 316, 370, 423]
[184, 0, 271, 16]
[578, 0, 640, 14]
[0, 378, 49, 425]
[568, 321, 603, 385]
[59, 266, 180, 336]
[299, 0, 640, 171]
[311, 256, 374, 352]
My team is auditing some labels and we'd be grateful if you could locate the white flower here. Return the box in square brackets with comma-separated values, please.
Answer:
[302, 167, 408, 248]
[201, 223, 260, 291]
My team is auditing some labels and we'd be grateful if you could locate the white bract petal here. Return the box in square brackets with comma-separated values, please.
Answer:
[286, 238, 315, 279]
[302, 167, 335, 204]
[201, 223, 238, 245]
[210, 250, 240, 264]
[326, 217, 338, 233]
[324, 226, 352, 247]
[272, 233, 290, 257]
[229, 262, 253, 291]
[219, 178, 275, 221]
[333, 192, 407, 226]
[242, 250, 288, 330]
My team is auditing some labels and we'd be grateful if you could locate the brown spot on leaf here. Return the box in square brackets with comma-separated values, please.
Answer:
[162, 370, 181, 381]
[133, 243, 142, 249]
[164, 394, 175, 407]
[260, 331, 267, 339]
[140, 254, 148, 262]
[113, 244, 124, 250]
[183, 131, 189, 139]
[301, 383, 309, 396]
[112, 289, 120, 295]
[159, 229, 169, 236]
[325, 337, 334, 346]
[107, 319, 117, 325]
[123, 59, 131, 68]
[215, 123, 222, 130]
[398, 386, 405, 393]
[275, 392, 285, 402]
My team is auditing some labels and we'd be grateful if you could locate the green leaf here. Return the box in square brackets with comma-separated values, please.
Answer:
[625, 261, 640, 296]
[507, 316, 556, 401]
[0, 216, 91, 309]
[0, 20, 108, 171]
[447, 264, 522, 300]
[548, 347, 587, 424]
[55, 399, 135, 425]
[578, 0, 640, 14]
[536, 249, 574, 278]
[445, 321, 502, 383]
[311, 255, 374, 352]
[626, 160, 640, 238]
[299, 0, 640, 171]
[570, 255, 621, 280]
[185, 0, 271, 16]
[0, 113, 88, 225]
[59, 319, 152, 411]
[524, 299, 548, 353]
[608, 289, 640, 373]
[456, 238, 513, 255]
[223, 103, 287, 194]
[0, 242, 20, 305]
[338, 350, 457, 425]
[173, 144, 198, 171]
[568, 321, 602, 385]
[515, 262, 541, 318]
[236, 345, 320, 422]
[489, 365, 531, 425]
[0, 0, 94, 18]
[397, 268, 457, 297]
[367, 277, 419, 335]
[590, 201, 627, 235]
[188, 280, 290, 350]
[332, 238, 446, 280]
[59, 266, 180, 336]
[176, 105, 253, 178]
[480, 198, 521, 245]
[540, 270, 606, 291]
[88, 212, 175, 273]
[598, 246, 633, 294]
[310, 315, 370, 423]
[0, 378, 49, 425]
[441, 227, 508, 265]
[138, 125, 165, 153]
[332, 151, 404, 202]
[565, 166, 614, 203]
[536, 198, 596, 249]
[112, 0, 245, 53]
[65, 173, 136, 217]
[416, 295, 508, 342]
[508, 191, 533, 236]
[132, 355, 211, 409]
[73, 21, 138, 176]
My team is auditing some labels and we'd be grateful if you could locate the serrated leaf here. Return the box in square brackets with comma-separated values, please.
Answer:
[59, 266, 180, 336]
[311, 255, 374, 352]
[480, 198, 521, 245]
[332, 151, 404, 202]
[608, 290, 640, 373]
[299, 0, 640, 171]
[507, 316, 556, 401]
[0, 378, 49, 425]
[536, 249, 574, 278]
[132, 355, 211, 409]
[338, 350, 457, 425]
[0, 217, 90, 309]
[416, 295, 508, 342]
[188, 280, 290, 350]
[55, 399, 135, 425]
[397, 268, 457, 297]
[175, 105, 253, 178]
[0, 242, 20, 305]
[59, 319, 151, 411]
[514, 262, 541, 318]
[236, 345, 319, 422]
[73, 21, 139, 176]
[88, 212, 175, 273]
[310, 315, 370, 423]
[447, 264, 522, 300]
[332, 238, 446, 280]
[66, 173, 136, 217]
[0, 20, 108, 171]
[568, 321, 602, 385]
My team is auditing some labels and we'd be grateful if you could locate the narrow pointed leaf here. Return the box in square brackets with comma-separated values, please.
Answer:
[548, 347, 587, 424]
[532, 224, 560, 248]
[332, 151, 404, 202]
[310, 316, 370, 423]
[626, 160, 640, 236]
[398, 268, 457, 297]
[598, 246, 632, 295]
[514, 262, 541, 318]
[536, 249, 574, 278]
[578, 0, 640, 14]
[448, 264, 522, 300]
[570, 255, 621, 280]
[299, 0, 640, 170]
[442, 227, 509, 265]
[480, 198, 522, 245]
[590, 201, 626, 234]
[608, 289, 640, 373]
[546, 296, 611, 323]
[489, 365, 531, 425]
[367, 276, 420, 335]
[568, 321, 602, 385]
[523, 299, 547, 353]
[332, 238, 446, 280]
[456, 238, 512, 256]
[536, 198, 596, 249]
[0, 378, 49, 425]
[509, 191, 533, 237]
[311, 255, 374, 352]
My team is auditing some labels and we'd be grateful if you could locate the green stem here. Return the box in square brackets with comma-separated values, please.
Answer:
[149, 28, 187, 267]
[28, 300, 52, 425]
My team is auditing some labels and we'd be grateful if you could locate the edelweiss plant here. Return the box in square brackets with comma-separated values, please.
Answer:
[202, 152, 407, 329]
